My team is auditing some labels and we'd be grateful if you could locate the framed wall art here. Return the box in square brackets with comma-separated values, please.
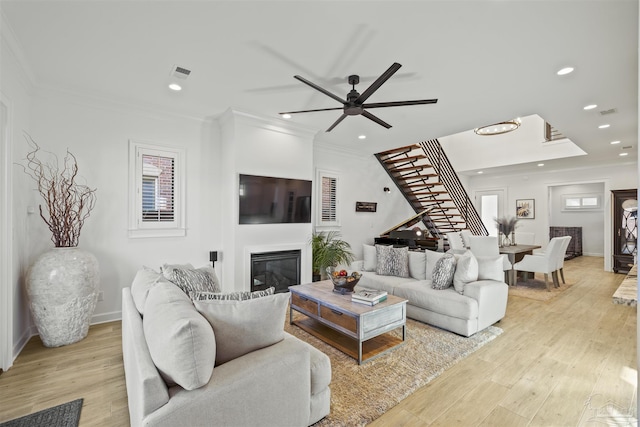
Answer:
[516, 199, 535, 219]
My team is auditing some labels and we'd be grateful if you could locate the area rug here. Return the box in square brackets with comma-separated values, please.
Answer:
[285, 313, 502, 426]
[0, 399, 83, 427]
[510, 273, 575, 302]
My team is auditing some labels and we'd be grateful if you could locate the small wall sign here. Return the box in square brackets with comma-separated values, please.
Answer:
[355, 201, 377, 213]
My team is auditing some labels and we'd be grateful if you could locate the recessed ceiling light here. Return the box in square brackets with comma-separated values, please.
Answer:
[619, 152, 629, 157]
[477, 171, 483, 174]
[358, 135, 366, 140]
[168, 83, 182, 91]
[611, 140, 621, 145]
[598, 124, 610, 129]
[538, 163, 545, 167]
[281, 113, 292, 119]
[583, 104, 597, 110]
[557, 67, 574, 75]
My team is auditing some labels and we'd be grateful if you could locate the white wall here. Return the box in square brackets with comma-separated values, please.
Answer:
[549, 183, 605, 256]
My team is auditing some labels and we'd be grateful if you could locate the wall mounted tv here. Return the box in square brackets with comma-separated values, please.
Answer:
[239, 174, 312, 224]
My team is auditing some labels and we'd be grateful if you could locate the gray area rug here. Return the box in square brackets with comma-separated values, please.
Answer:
[0, 399, 83, 427]
[285, 313, 502, 426]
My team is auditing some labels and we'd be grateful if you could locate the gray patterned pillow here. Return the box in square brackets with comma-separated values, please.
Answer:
[376, 245, 410, 278]
[191, 287, 275, 301]
[163, 265, 222, 297]
[431, 253, 457, 290]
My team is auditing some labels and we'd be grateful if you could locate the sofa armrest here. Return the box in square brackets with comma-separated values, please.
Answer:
[463, 280, 508, 331]
[351, 260, 364, 270]
[143, 336, 314, 427]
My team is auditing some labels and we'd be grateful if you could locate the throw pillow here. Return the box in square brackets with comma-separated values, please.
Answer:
[191, 287, 275, 301]
[163, 265, 222, 297]
[453, 251, 479, 294]
[375, 245, 410, 278]
[431, 253, 457, 290]
[363, 244, 377, 271]
[425, 250, 445, 280]
[476, 255, 505, 282]
[143, 282, 215, 390]
[130, 266, 172, 315]
[194, 292, 290, 366]
[408, 250, 427, 280]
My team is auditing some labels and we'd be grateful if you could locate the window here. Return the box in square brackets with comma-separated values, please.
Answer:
[316, 169, 339, 228]
[129, 141, 185, 237]
[562, 193, 602, 211]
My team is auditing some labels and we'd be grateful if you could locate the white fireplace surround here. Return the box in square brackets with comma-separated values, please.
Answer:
[243, 243, 310, 292]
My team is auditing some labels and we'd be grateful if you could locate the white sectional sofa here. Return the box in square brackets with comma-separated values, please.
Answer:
[351, 245, 508, 337]
[122, 267, 331, 427]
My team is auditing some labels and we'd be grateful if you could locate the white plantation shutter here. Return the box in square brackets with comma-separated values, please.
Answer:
[317, 170, 339, 227]
[129, 141, 185, 238]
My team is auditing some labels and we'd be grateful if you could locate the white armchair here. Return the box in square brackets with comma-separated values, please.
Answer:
[513, 237, 564, 291]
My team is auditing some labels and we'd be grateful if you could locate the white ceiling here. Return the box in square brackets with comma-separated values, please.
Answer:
[1, 0, 637, 176]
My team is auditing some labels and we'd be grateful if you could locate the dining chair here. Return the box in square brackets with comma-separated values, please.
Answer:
[467, 236, 511, 272]
[515, 231, 535, 245]
[512, 237, 564, 291]
[446, 232, 466, 251]
[556, 236, 572, 284]
[459, 229, 473, 248]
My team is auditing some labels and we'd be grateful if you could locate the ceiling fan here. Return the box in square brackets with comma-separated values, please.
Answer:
[279, 62, 438, 132]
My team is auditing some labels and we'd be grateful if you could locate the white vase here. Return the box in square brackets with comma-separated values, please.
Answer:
[25, 247, 100, 347]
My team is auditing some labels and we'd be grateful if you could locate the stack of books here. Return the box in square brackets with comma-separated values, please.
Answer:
[351, 288, 388, 306]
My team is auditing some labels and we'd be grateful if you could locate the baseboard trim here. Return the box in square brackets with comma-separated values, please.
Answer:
[91, 310, 122, 325]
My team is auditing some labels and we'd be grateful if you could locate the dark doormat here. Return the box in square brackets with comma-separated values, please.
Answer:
[0, 398, 83, 427]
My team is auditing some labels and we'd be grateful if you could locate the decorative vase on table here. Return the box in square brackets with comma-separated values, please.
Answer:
[26, 247, 100, 347]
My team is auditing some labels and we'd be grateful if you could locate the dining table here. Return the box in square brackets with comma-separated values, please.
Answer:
[499, 244, 542, 285]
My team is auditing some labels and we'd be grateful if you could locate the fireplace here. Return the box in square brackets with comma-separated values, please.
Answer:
[250, 250, 301, 293]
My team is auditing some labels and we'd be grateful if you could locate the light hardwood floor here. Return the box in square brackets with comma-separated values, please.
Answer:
[0, 256, 635, 426]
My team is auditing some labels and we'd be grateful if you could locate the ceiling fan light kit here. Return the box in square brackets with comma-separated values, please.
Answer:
[279, 62, 438, 132]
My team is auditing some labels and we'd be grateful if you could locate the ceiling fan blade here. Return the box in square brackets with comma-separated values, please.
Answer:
[279, 107, 344, 114]
[326, 114, 348, 132]
[294, 75, 346, 105]
[363, 99, 439, 109]
[362, 110, 392, 129]
[355, 62, 402, 104]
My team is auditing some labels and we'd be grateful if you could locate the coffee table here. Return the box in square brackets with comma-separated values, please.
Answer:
[289, 280, 407, 364]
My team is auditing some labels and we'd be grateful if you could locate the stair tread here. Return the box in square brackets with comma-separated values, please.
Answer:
[376, 144, 421, 156]
[384, 154, 427, 164]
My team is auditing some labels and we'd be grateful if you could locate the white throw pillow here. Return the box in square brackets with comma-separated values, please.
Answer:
[143, 282, 215, 390]
[191, 287, 275, 301]
[425, 250, 445, 280]
[194, 292, 290, 366]
[453, 251, 479, 294]
[476, 256, 505, 282]
[131, 266, 172, 315]
[363, 244, 377, 271]
[408, 251, 427, 280]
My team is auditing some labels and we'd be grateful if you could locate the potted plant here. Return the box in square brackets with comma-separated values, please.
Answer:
[495, 216, 519, 246]
[21, 135, 99, 347]
[310, 231, 355, 281]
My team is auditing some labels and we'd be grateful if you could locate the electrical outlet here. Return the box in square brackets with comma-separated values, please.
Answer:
[98, 291, 104, 302]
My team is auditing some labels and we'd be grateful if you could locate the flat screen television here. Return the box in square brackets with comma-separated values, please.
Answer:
[239, 174, 312, 224]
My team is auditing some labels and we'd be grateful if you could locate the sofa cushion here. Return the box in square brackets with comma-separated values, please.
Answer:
[131, 267, 173, 315]
[393, 281, 479, 320]
[162, 265, 222, 297]
[363, 244, 377, 271]
[453, 251, 479, 294]
[194, 292, 290, 366]
[408, 251, 426, 280]
[143, 282, 215, 390]
[425, 250, 445, 280]
[476, 256, 504, 282]
[376, 245, 409, 277]
[357, 271, 417, 295]
[191, 287, 275, 301]
[431, 253, 457, 289]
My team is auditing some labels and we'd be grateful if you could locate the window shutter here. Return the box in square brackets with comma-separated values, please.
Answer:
[321, 176, 337, 223]
[141, 154, 175, 222]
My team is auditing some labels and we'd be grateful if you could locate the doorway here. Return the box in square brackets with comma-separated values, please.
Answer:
[1, 94, 12, 371]
[474, 189, 505, 236]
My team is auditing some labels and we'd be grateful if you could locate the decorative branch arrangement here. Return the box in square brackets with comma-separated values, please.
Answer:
[22, 135, 97, 247]
[495, 216, 519, 236]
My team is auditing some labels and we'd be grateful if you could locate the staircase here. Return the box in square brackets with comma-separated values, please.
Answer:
[374, 139, 487, 242]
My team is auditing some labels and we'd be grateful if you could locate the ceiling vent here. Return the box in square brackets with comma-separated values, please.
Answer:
[599, 108, 617, 116]
[171, 65, 192, 80]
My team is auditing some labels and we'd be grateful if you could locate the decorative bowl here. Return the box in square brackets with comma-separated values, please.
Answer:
[326, 267, 362, 294]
